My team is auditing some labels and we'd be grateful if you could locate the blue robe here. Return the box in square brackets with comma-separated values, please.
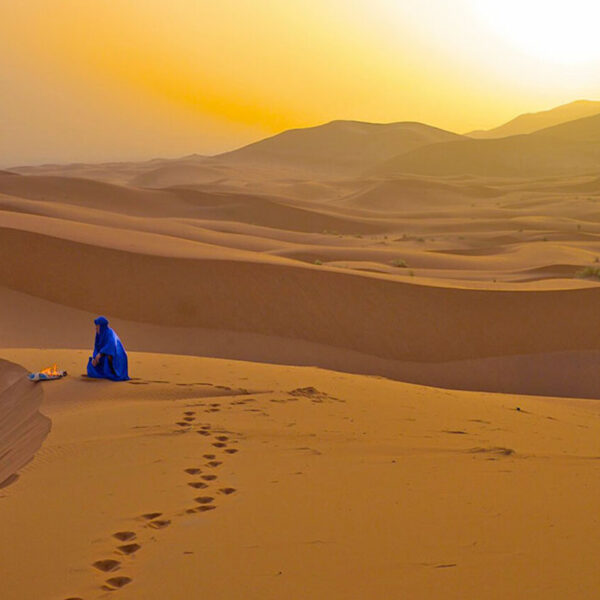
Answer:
[87, 316, 130, 381]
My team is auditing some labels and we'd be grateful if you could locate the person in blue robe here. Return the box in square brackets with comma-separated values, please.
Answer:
[87, 316, 130, 381]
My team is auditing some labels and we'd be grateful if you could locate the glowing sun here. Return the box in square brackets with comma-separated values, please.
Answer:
[472, 0, 600, 65]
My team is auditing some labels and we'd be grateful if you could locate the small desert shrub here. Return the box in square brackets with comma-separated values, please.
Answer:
[391, 258, 408, 268]
[314, 259, 323, 266]
[575, 266, 600, 280]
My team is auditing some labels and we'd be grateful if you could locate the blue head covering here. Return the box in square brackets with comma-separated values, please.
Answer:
[89, 316, 129, 381]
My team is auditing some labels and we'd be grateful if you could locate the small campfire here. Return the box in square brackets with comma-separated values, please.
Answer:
[28, 364, 68, 382]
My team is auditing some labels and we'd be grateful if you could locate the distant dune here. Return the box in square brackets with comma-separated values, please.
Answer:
[467, 99, 600, 139]
[215, 120, 463, 175]
[9, 155, 208, 185]
[338, 176, 504, 211]
[374, 113, 600, 178]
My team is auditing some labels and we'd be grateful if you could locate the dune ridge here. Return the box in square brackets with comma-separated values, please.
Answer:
[467, 99, 600, 138]
[0, 359, 51, 486]
[375, 113, 600, 178]
[2, 227, 600, 365]
[216, 120, 463, 174]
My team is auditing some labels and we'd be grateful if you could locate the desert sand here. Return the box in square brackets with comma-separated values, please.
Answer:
[3, 104, 600, 598]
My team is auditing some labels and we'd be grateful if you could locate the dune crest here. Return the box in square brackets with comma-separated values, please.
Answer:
[467, 99, 600, 138]
[0, 359, 51, 486]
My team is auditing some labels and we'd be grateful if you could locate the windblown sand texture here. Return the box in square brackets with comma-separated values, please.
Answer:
[2, 102, 600, 599]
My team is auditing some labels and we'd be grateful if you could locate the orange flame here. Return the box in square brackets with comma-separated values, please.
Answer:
[40, 364, 61, 377]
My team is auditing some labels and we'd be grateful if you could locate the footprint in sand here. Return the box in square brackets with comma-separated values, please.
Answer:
[203, 453, 216, 459]
[201, 474, 217, 481]
[219, 487, 236, 495]
[188, 481, 209, 489]
[102, 576, 133, 591]
[148, 519, 171, 529]
[176, 421, 191, 427]
[200, 425, 211, 430]
[195, 496, 215, 504]
[117, 543, 141, 556]
[184, 411, 195, 416]
[212, 442, 227, 448]
[92, 559, 121, 573]
[141, 512, 162, 520]
[197, 430, 211, 436]
[113, 531, 136, 542]
[215, 435, 229, 442]
[184, 468, 201, 475]
[206, 460, 222, 468]
[184, 416, 195, 423]
[224, 448, 238, 454]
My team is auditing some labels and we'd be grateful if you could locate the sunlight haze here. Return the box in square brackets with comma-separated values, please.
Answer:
[1, 0, 599, 165]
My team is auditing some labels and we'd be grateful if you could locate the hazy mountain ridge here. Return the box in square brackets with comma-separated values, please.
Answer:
[214, 120, 464, 174]
[373, 112, 600, 178]
[467, 100, 600, 139]
[8, 100, 600, 183]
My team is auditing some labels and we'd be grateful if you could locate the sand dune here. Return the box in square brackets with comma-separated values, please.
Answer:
[375, 113, 600, 178]
[0, 359, 50, 487]
[9, 154, 209, 185]
[2, 348, 600, 599]
[216, 120, 463, 175]
[2, 224, 600, 369]
[337, 176, 504, 211]
[467, 99, 600, 138]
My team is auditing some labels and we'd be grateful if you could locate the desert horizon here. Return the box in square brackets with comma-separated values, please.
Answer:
[2, 2, 600, 599]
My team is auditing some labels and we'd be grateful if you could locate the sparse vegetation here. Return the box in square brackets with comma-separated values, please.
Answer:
[314, 259, 323, 266]
[391, 258, 408, 268]
[575, 266, 600, 280]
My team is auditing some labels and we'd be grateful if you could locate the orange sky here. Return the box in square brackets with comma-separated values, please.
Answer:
[1, 0, 599, 166]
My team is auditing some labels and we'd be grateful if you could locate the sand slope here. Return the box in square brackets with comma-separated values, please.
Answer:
[0, 359, 50, 486]
[2, 164, 600, 398]
[2, 349, 600, 600]
[217, 120, 463, 175]
[467, 99, 600, 138]
[376, 113, 600, 178]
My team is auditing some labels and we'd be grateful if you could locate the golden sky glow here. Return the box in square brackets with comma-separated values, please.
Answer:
[1, 0, 599, 165]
